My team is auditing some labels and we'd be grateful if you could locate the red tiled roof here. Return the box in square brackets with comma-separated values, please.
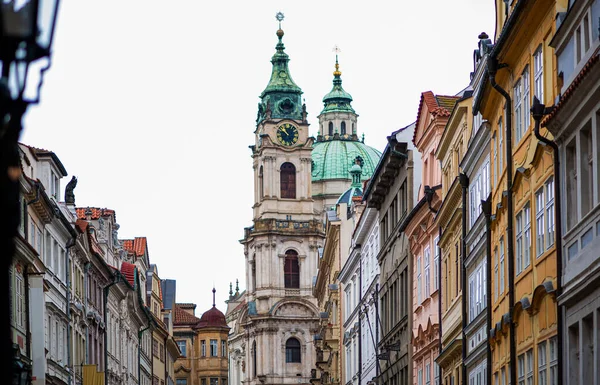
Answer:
[120, 262, 136, 287]
[122, 237, 147, 257]
[75, 219, 88, 234]
[76, 207, 116, 220]
[76, 219, 104, 256]
[123, 239, 133, 251]
[542, 48, 600, 127]
[174, 304, 202, 325]
[413, 92, 459, 146]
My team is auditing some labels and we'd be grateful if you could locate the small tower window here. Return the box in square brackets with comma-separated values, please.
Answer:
[341, 121, 346, 135]
[259, 166, 264, 198]
[252, 341, 257, 377]
[284, 250, 300, 288]
[285, 338, 301, 363]
[328, 122, 333, 136]
[251, 260, 256, 292]
[280, 163, 296, 199]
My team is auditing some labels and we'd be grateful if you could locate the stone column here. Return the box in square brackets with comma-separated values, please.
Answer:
[29, 273, 46, 385]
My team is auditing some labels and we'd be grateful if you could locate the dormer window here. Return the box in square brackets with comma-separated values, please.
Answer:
[50, 171, 60, 200]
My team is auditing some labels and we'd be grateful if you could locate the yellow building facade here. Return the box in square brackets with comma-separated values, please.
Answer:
[474, 0, 566, 383]
[148, 265, 180, 385]
[174, 292, 230, 385]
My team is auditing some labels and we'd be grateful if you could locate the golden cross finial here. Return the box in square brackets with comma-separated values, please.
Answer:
[332, 45, 342, 76]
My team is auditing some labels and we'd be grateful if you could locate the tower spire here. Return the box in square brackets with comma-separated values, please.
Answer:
[256, 11, 303, 124]
[212, 287, 216, 307]
[320, 46, 354, 117]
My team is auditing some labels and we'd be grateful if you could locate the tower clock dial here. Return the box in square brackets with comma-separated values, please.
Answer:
[276, 123, 299, 146]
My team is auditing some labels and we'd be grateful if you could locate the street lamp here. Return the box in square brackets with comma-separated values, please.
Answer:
[1, 0, 61, 101]
[13, 344, 31, 385]
[1, 1, 62, 383]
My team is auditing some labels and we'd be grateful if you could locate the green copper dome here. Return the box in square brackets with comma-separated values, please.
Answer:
[311, 140, 381, 182]
[256, 28, 303, 124]
[321, 59, 355, 114]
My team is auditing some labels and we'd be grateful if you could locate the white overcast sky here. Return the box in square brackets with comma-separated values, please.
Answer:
[21, 1, 495, 314]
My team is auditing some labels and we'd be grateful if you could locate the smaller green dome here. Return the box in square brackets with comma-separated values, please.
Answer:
[336, 186, 363, 205]
[321, 60, 355, 114]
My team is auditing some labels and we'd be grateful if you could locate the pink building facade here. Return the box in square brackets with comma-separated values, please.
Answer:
[403, 92, 458, 385]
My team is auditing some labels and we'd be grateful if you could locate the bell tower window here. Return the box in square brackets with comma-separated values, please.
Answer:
[284, 250, 300, 288]
[252, 341, 257, 378]
[341, 121, 346, 135]
[251, 260, 256, 292]
[259, 166, 264, 198]
[280, 163, 296, 199]
[328, 122, 333, 136]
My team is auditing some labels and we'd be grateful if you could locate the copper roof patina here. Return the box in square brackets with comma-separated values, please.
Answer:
[312, 140, 381, 182]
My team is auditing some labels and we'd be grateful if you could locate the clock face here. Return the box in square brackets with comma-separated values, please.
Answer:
[277, 123, 299, 146]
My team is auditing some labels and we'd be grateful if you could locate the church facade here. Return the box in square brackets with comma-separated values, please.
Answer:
[226, 19, 381, 385]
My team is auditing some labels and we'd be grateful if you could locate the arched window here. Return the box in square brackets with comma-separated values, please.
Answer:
[341, 121, 346, 135]
[252, 341, 257, 378]
[328, 122, 333, 136]
[285, 338, 301, 363]
[258, 166, 264, 198]
[280, 163, 296, 199]
[284, 250, 300, 288]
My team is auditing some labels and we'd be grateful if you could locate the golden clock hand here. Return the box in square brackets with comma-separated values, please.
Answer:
[282, 127, 288, 135]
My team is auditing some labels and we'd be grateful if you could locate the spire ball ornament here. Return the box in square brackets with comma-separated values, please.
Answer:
[276, 11, 285, 36]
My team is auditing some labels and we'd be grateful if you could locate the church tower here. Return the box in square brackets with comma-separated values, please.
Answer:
[237, 13, 324, 385]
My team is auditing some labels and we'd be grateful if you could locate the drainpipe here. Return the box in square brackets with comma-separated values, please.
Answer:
[66, 237, 76, 385]
[437, 225, 442, 385]
[374, 283, 380, 380]
[531, 97, 563, 385]
[482, 197, 493, 385]
[25, 269, 31, 360]
[138, 324, 151, 383]
[103, 273, 120, 385]
[358, 254, 362, 385]
[425, 184, 442, 385]
[487, 55, 516, 385]
[459, 173, 469, 385]
[84, 262, 91, 364]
